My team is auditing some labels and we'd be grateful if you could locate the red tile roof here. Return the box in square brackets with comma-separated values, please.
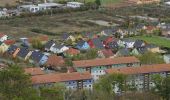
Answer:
[31, 72, 92, 84]
[105, 64, 170, 75]
[4, 40, 16, 45]
[0, 33, 5, 38]
[73, 56, 140, 68]
[65, 48, 80, 55]
[46, 55, 65, 67]
[24, 67, 44, 76]
[101, 49, 114, 58]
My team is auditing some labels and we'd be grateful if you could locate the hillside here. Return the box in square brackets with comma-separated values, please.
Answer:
[0, 0, 17, 7]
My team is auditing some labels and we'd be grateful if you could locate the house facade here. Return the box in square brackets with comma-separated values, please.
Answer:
[73, 56, 140, 80]
[31, 72, 93, 90]
[105, 64, 170, 93]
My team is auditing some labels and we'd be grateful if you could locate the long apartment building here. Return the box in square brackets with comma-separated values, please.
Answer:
[105, 64, 170, 93]
[31, 72, 93, 90]
[73, 56, 140, 80]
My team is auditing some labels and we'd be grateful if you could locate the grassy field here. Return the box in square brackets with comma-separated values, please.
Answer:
[0, 10, 116, 39]
[0, 0, 17, 7]
[130, 35, 170, 48]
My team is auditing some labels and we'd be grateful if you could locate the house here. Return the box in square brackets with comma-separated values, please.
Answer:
[45, 55, 65, 70]
[20, 38, 30, 47]
[38, 3, 63, 10]
[164, 54, 170, 64]
[105, 64, 170, 93]
[145, 44, 160, 53]
[116, 48, 130, 57]
[100, 28, 117, 36]
[31, 72, 93, 90]
[44, 40, 55, 52]
[30, 50, 48, 65]
[88, 38, 104, 49]
[82, 32, 96, 39]
[0, 10, 8, 18]
[17, 47, 31, 60]
[61, 33, 75, 42]
[3, 40, 16, 45]
[7, 45, 20, 58]
[98, 49, 115, 58]
[73, 56, 140, 80]
[24, 67, 44, 76]
[51, 44, 69, 54]
[131, 47, 147, 55]
[18, 5, 40, 13]
[0, 33, 8, 42]
[64, 48, 80, 57]
[121, 39, 135, 48]
[76, 40, 90, 50]
[133, 40, 145, 48]
[106, 41, 119, 50]
[66, 2, 84, 8]
[159, 23, 170, 37]
[0, 42, 9, 54]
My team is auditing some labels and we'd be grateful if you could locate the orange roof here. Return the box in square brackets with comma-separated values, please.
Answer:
[31, 72, 92, 84]
[73, 56, 140, 68]
[46, 55, 65, 67]
[65, 48, 80, 55]
[105, 64, 170, 75]
[24, 67, 44, 76]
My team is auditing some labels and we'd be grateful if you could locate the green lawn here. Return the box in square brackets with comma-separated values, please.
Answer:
[130, 36, 170, 48]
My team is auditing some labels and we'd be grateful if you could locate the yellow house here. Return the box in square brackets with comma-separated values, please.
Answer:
[0, 42, 9, 54]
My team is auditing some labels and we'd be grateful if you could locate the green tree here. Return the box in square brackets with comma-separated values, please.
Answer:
[95, 0, 101, 6]
[138, 51, 164, 65]
[31, 37, 44, 50]
[151, 74, 170, 100]
[86, 49, 98, 59]
[40, 83, 66, 100]
[0, 65, 40, 100]
[94, 73, 127, 95]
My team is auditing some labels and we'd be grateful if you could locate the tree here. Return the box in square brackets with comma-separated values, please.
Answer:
[0, 65, 40, 100]
[94, 73, 127, 95]
[151, 74, 170, 100]
[138, 51, 164, 65]
[95, 0, 101, 6]
[40, 83, 66, 100]
[31, 37, 44, 50]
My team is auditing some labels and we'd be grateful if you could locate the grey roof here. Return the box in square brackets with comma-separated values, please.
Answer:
[145, 44, 158, 49]
[92, 38, 104, 49]
[137, 47, 147, 54]
[7, 45, 18, 54]
[122, 38, 135, 43]
[108, 41, 118, 49]
[102, 28, 117, 35]
[30, 51, 44, 62]
[61, 33, 70, 40]
[118, 48, 130, 56]
[17, 47, 30, 58]
[45, 40, 55, 49]
[134, 40, 145, 48]
[53, 44, 64, 49]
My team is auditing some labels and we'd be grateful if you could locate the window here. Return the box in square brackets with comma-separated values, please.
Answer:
[89, 85, 91, 87]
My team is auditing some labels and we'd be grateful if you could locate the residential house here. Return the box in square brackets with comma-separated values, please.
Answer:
[98, 49, 115, 58]
[7, 45, 20, 58]
[31, 72, 93, 90]
[121, 39, 135, 48]
[131, 47, 147, 55]
[44, 40, 55, 52]
[105, 64, 170, 93]
[4, 40, 16, 45]
[145, 44, 161, 53]
[73, 56, 140, 80]
[116, 48, 130, 57]
[24, 67, 44, 76]
[17, 47, 32, 60]
[159, 23, 170, 37]
[30, 50, 48, 65]
[66, 2, 84, 8]
[88, 38, 104, 50]
[64, 48, 80, 57]
[0, 42, 9, 54]
[61, 33, 75, 42]
[164, 54, 170, 64]
[76, 40, 90, 50]
[0, 33, 8, 42]
[20, 38, 30, 47]
[45, 55, 65, 70]
[51, 44, 69, 54]
[133, 40, 145, 48]
[100, 28, 117, 36]
[106, 41, 119, 50]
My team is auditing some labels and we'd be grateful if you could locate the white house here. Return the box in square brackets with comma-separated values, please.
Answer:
[0, 34, 8, 42]
[66, 2, 84, 8]
[164, 54, 170, 64]
[51, 44, 69, 54]
[121, 39, 135, 48]
[18, 5, 40, 13]
[0, 10, 8, 17]
[38, 3, 63, 10]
